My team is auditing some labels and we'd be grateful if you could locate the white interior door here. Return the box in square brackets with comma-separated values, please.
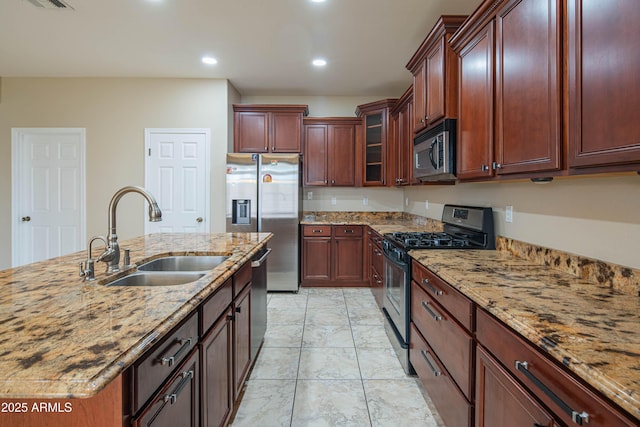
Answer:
[11, 128, 86, 267]
[145, 129, 210, 234]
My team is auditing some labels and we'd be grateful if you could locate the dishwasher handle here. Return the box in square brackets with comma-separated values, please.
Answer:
[251, 248, 272, 268]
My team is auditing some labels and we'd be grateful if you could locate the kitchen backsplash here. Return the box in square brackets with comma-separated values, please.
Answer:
[302, 211, 639, 297]
[497, 237, 640, 297]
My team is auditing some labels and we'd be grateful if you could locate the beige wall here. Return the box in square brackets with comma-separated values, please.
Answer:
[240, 95, 390, 117]
[0, 77, 233, 269]
[404, 175, 640, 269]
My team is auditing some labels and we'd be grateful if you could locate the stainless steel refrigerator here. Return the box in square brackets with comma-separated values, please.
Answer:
[226, 153, 301, 292]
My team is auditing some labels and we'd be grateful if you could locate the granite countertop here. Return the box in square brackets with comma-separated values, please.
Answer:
[0, 232, 271, 399]
[409, 249, 640, 421]
[300, 211, 443, 234]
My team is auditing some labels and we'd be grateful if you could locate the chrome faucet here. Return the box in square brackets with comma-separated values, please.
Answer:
[104, 186, 162, 273]
[79, 235, 109, 281]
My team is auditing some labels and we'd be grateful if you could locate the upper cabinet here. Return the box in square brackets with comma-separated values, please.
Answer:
[389, 87, 415, 186]
[303, 117, 362, 187]
[356, 99, 397, 186]
[233, 104, 309, 153]
[567, 0, 640, 171]
[407, 16, 467, 135]
[451, 0, 562, 180]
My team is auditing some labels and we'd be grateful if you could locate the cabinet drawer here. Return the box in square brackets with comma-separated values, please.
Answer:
[201, 277, 232, 336]
[233, 261, 252, 297]
[410, 323, 472, 427]
[368, 227, 384, 246]
[302, 225, 332, 236]
[133, 349, 200, 427]
[333, 225, 363, 237]
[132, 311, 199, 414]
[411, 260, 474, 331]
[411, 281, 474, 399]
[477, 309, 636, 427]
[370, 241, 383, 275]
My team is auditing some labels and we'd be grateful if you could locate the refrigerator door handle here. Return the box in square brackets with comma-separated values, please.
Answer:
[251, 248, 272, 268]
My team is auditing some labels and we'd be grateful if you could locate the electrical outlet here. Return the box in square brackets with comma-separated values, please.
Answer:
[331, 197, 337, 206]
[307, 191, 313, 200]
[505, 205, 513, 223]
[363, 197, 369, 206]
[425, 200, 429, 210]
[405, 197, 409, 206]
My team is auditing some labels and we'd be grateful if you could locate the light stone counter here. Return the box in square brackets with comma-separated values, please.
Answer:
[0, 232, 271, 399]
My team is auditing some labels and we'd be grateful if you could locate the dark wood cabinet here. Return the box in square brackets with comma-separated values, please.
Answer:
[201, 306, 233, 427]
[389, 87, 415, 186]
[407, 15, 467, 135]
[367, 227, 384, 307]
[356, 99, 397, 186]
[477, 308, 637, 427]
[232, 282, 251, 399]
[495, 0, 561, 175]
[452, 0, 562, 180]
[301, 225, 366, 286]
[233, 104, 308, 153]
[132, 350, 200, 427]
[303, 118, 361, 187]
[455, 21, 495, 180]
[476, 345, 557, 427]
[568, 0, 640, 171]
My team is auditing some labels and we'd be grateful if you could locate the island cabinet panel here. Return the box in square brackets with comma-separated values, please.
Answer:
[410, 323, 472, 427]
[233, 104, 308, 153]
[132, 311, 199, 414]
[201, 306, 233, 427]
[132, 350, 199, 427]
[495, 0, 561, 175]
[567, 0, 640, 170]
[455, 22, 495, 180]
[476, 308, 637, 427]
[301, 225, 366, 286]
[476, 345, 558, 427]
[232, 283, 252, 399]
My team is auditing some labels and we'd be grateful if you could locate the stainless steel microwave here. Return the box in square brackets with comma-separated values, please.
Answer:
[413, 119, 456, 182]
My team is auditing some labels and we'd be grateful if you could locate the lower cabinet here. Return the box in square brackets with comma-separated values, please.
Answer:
[232, 283, 252, 398]
[476, 345, 557, 427]
[301, 225, 366, 286]
[367, 227, 384, 308]
[132, 350, 200, 427]
[201, 307, 233, 427]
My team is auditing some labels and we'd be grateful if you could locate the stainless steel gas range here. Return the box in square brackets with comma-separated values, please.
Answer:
[381, 205, 495, 374]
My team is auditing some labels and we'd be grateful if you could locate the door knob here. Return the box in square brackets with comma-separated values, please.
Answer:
[21, 216, 31, 222]
[196, 217, 203, 223]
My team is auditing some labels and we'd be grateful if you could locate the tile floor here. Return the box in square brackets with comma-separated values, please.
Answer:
[231, 287, 444, 427]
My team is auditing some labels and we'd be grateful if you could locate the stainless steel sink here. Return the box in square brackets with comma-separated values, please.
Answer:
[137, 255, 229, 272]
[105, 272, 205, 287]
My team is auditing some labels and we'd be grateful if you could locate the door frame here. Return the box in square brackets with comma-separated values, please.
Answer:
[11, 128, 87, 267]
[144, 128, 211, 233]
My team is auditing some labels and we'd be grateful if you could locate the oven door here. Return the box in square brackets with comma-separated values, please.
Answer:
[381, 241, 410, 343]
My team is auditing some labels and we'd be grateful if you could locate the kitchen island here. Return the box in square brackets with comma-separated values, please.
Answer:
[0, 232, 270, 426]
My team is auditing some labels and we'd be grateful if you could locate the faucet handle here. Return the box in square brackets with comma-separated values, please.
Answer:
[79, 261, 87, 278]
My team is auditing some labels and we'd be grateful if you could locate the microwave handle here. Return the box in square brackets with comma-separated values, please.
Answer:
[428, 139, 439, 169]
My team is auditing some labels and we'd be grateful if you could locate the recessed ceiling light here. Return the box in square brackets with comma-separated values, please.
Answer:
[201, 56, 218, 65]
[312, 58, 327, 67]
[310, 0, 326, 3]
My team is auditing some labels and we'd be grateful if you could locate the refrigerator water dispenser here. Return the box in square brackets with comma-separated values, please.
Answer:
[232, 199, 251, 225]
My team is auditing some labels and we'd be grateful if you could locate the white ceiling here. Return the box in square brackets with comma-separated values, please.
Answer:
[0, 0, 479, 96]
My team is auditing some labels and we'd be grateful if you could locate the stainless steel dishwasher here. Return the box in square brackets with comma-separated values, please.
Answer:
[250, 247, 271, 360]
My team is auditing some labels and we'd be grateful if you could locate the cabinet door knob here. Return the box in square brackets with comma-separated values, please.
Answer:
[481, 164, 490, 172]
[492, 161, 502, 170]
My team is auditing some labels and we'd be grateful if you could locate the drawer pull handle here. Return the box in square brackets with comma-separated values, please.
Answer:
[161, 337, 193, 367]
[312, 229, 323, 233]
[164, 370, 194, 405]
[422, 279, 443, 296]
[344, 229, 354, 233]
[515, 360, 589, 425]
[421, 301, 442, 321]
[420, 349, 442, 377]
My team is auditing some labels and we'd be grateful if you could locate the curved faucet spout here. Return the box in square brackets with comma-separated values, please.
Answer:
[106, 186, 162, 273]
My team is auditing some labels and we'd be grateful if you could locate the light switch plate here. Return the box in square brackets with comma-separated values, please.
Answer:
[331, 197, 337, 206]
[363, 197, 368, 206]
[307, 191, 313, 200]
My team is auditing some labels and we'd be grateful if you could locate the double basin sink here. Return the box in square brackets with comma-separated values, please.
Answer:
[105, 255, 229, 287]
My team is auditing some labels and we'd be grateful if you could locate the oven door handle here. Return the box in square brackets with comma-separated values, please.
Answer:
[382, 248, 409, 269]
